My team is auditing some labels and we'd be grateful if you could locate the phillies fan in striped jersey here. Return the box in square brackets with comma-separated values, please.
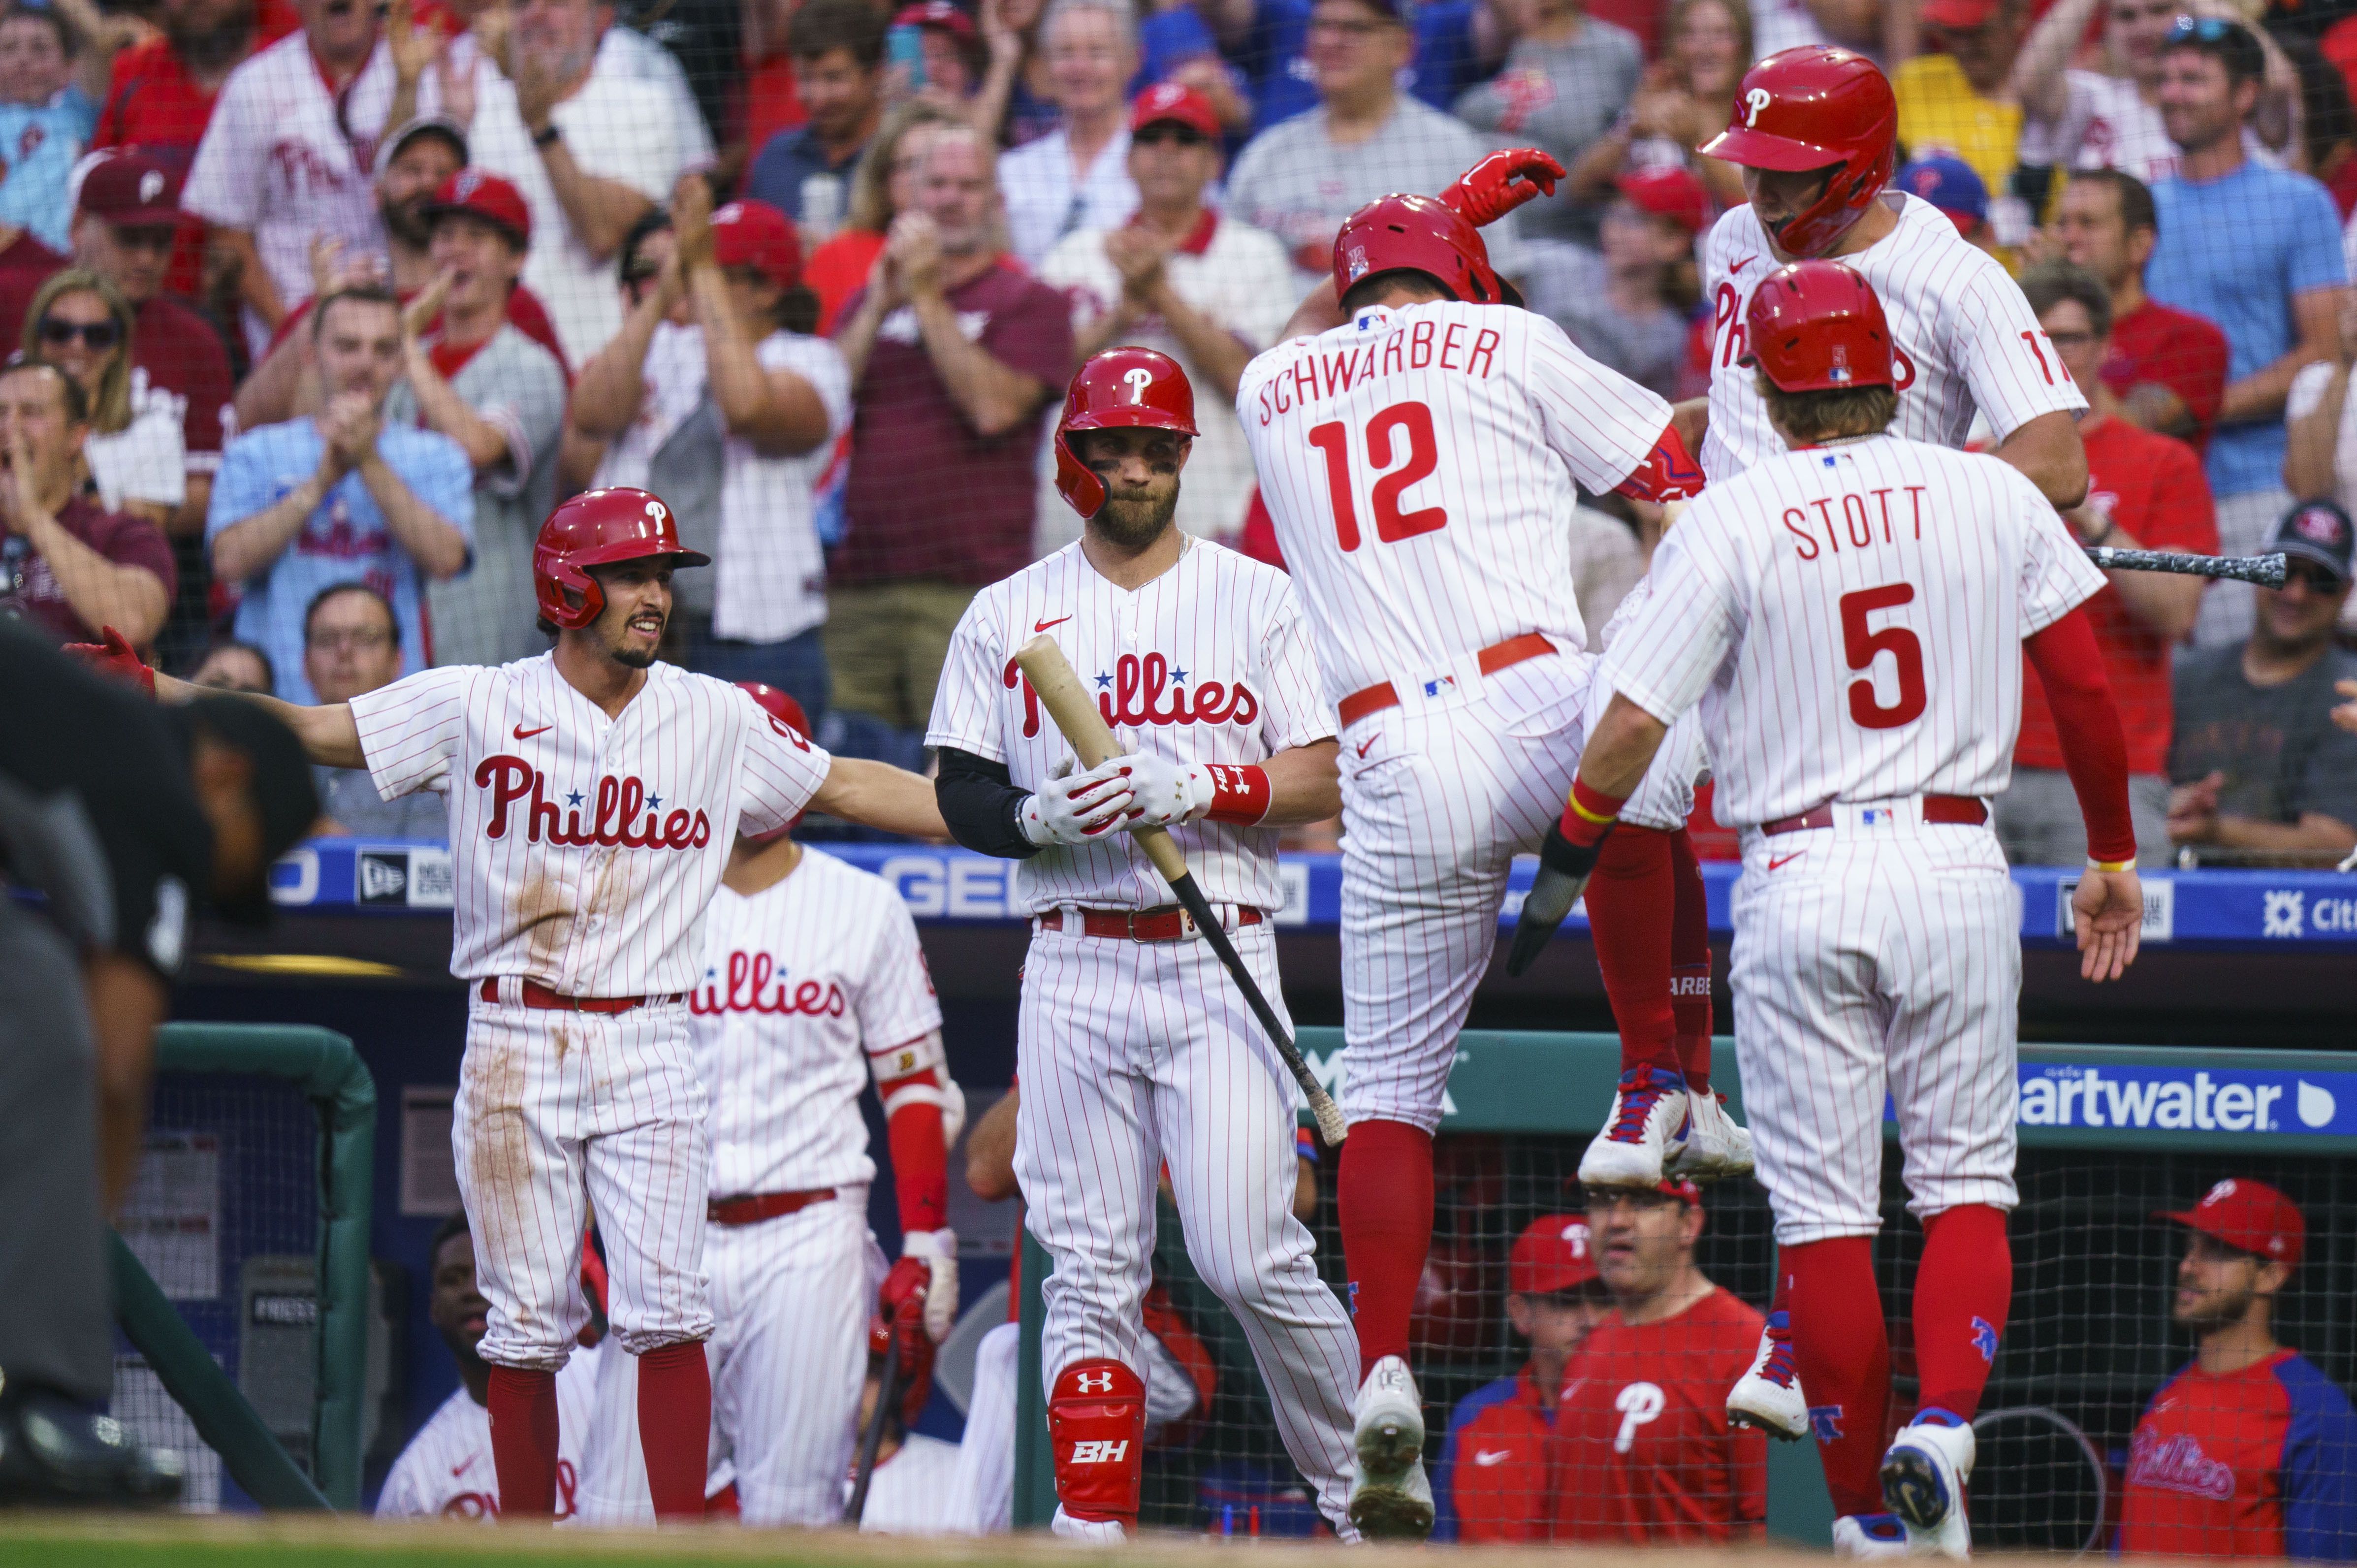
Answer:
[927, 348, 1362, 1543]
[114, 486, 944, 1527]
[1525, 261, 2143, 1557]
[577, 683, 959, 1527]
[1240, 153, 1703, 1539]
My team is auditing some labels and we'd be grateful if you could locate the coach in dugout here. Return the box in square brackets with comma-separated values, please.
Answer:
[2119, 1179, 2357, 1560]
[1433, 1215, 1611, 1542]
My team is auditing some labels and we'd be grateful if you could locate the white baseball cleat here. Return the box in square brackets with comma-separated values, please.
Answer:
[1671, 1088, 1755, 1180]
[1880, 1413, 1976, 1559]
[1578, 1066, 1692, 1188]
[1726, 1309, 1809, 1440]
[1833, 1512, 1914, 1559]
[1345, 1354, 1433, 1540]
[1051, 1506, 1129, 1543]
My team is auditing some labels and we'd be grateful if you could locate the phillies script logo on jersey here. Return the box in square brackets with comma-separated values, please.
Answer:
[2127, 1429, 2235, 1501]
[474, 755, 714, 848]
[690, 951, 849, 1018]
[1000, 651, 1260, 739]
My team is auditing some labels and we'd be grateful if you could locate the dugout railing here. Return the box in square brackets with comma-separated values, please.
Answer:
[113, 1023, 376, 1510]
[1013, 1030, 2357, 1546]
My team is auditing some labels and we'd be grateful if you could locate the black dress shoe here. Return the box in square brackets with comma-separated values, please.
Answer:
[0, 1383, 186, 1507]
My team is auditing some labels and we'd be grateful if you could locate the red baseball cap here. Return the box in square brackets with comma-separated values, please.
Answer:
[2158, 1178, 2305, 1270]
[1511, 1214, 1601, 1296]
[423, 168, 532, 247]
[894, 0, 976, 37]
[1131, 81, 1222, 141]
[1616, 166, 1711, 236]
[712, 200, 803, 291]
[73, 150, 181, 227]
[1921, 0, 2000, 27]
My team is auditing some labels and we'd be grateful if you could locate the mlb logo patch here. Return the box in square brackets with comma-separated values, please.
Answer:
[1857, 807, 1890, 826]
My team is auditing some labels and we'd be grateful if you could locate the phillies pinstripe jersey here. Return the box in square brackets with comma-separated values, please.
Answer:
[1698, 192, 2087, 480]
[375, 1344, 603, 1521]
[349, 656, 830, 994]
[693, 848, 944, 1197]
[1599, 434, 2107, 827]
[926, 538, 1332, 913]
[1237, 300, 1672, 701]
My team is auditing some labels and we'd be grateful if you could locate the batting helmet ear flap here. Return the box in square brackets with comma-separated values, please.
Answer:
[1056, 427, 1110, 520]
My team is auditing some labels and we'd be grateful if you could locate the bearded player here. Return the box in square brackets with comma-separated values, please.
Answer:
[1517, 262, 2143, 1556]
[108, 489, 945, 1524]
[1241, 155, 1705, 1536]
[927, 348, 1364, 1541]
[576, 683, 961, 1527]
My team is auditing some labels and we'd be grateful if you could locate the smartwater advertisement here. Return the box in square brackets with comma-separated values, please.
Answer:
[1966, 1064, 2357, 1138]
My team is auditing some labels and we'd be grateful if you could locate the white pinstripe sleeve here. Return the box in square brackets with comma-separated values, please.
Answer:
[2017, 482, 2110, 635]
[1953, 259, 2088, 441]
[1523, 315, 1677, 493]
[1256, 580, 1337, 751]
[350, 665, 477, 799]
[736, 689, 834, 834]
[854, 889, 945, 1051]
[1597, 512, 1745, 725]
[924, 589, 1010, 761]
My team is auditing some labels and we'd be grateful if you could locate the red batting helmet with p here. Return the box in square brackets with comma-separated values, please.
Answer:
[1701, 45, 1897, 259]
[532, 487, 711, 630]
[1741, 259, 1894, 393]
[1054, 347, 1198, 519]
[1332, 192, 1521, 309]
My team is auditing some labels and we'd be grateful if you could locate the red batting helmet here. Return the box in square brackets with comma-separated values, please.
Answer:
[1741, 259, 1894, 393]
[1700, 45, 1897, 259]
[735, 683, 809, 839]
[1332, 192, 1521, 309]
[532, 487, 711, 630]
[1054, 347, 1198, 520]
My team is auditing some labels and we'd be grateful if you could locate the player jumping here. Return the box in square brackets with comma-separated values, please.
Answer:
[1515, 262, 2143, 1556]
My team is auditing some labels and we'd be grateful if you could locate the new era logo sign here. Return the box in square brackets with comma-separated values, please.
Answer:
[1071, 1441, 1130, 1464]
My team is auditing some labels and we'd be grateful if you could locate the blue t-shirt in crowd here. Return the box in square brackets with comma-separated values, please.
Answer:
[1142, 0, 1478, 132]
[743, 124, 864, 221]
[2146, 160, 2346, 500]
[206, 417, 475, 705]
[0, 86, 96, 250]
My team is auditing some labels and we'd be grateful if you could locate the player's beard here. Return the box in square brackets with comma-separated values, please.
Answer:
[1091, 486, 1180, 552]
[382, 195, 433, 251]
[2173, 1280, 2258, 1334]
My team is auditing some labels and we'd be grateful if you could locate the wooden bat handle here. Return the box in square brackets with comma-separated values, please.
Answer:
[1016, 635, 1191, 886]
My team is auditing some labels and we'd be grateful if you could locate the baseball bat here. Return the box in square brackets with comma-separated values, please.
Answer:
[844, 1322, 905, 1525]
[1016, 635, 1349, 1147]
[2086, 546, 2287, 588]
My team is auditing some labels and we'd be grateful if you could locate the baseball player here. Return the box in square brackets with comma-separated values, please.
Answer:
[1240, 160, 1704, 1536]
[1515, 261, 2144, 1556]
[926, 347, 1362, 1542]
[128, 486, 945, 1523]
[575, 683, 959, 1527]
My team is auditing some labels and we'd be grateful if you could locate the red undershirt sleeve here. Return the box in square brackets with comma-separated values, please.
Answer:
[878, 1066, 950, 1234]
[2022, 606, 2138, 865]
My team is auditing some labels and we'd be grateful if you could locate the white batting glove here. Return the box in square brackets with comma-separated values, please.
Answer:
[900, 1227, 959, 1344]
[1019, 756, 1135, 845]
[1110, 751, 1216, 828]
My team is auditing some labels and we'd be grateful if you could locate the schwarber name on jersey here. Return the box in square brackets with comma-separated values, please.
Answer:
[1698, 193, 2086, 480]
[926, 539, 1330, 914]
[694, 848, 944, 1198]
[1239, 300, 1673, 702]
[1600, 435, 2108, 827]
[350, 656, 831, 995]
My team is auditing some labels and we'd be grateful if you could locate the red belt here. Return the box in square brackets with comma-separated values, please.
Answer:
[1761, 796, 1988, 835]
[1337, 632, 1558, 729]
[478, 977, 685, 1014]
[707, 1189, 836, 1226]
[1038, 905, 1265, 942]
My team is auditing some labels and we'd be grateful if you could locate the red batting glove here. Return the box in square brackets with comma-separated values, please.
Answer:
[61, 625, 156, 697]
[1439, 148, 1567, 227]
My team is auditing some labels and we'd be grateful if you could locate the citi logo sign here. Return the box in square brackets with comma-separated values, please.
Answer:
[1071, 1441, 1130, 1464]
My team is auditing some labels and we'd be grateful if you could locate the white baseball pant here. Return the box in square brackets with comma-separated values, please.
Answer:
[1014, 920, 1359, 1531]
[576, 1191, 884, 1526]
[1725, 805, 2022, 1248]
[452, 996, 712, 1369]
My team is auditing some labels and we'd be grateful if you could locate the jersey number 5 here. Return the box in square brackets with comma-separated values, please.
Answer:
[1841, 583, 1927, 730]
[1308, 401, 1449, 551]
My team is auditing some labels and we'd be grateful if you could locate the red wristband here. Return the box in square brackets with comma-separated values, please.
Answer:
[1202, 763, 1273, 825]
[1560, 777, 1625, 848]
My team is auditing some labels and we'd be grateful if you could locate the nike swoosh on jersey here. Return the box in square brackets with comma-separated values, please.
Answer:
[1472, 1448, 1513, 1467]
[1768, 852, 1805, 871]
[1733, 254, 1759, 272]
[513, 723, 553, 739]
[1356, 736, 1376, 758]
[1034, 615, 1072, 632]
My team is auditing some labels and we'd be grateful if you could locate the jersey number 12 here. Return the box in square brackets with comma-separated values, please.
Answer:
[1308, 401, 1449, 550]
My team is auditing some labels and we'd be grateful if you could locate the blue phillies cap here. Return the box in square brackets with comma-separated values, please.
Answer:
[1897, 153, 1989, 234]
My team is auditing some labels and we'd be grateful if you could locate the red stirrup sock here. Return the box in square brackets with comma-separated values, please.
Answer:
[1783, 1237, 1892, 1518]
[637, 1342, 714, 1519]
[1586, 825, 1681, 1076]
[1667, 828, 1713, 1093]
[1338, 1119, 1433, 1376]
[1912, 1205, 2012, 1423]
[486, 1366, 560, 1520]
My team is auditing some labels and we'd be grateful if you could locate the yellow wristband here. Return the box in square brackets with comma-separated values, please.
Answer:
[1568, 795, 1619, 826]
[2086, 857, 2134, 873]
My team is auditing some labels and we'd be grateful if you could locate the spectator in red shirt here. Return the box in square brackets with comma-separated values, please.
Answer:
[1551, 1182, 1766, 1544]
[828, 123, 1073, 736]
[1433, 1215, 1611, 1543]
[2044, 167, 2231, 454]
[0, 358, 174, 648]
[2000, 262, 2216, 867]
[2120, 1179, 2357, 1561]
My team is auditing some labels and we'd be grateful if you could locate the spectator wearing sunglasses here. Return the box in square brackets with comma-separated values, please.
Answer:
[0, 356, 173, 650]
[1036, 84, 1293, 548]
[2168, 499, 2357, 866]
[20, 269, 185, 531]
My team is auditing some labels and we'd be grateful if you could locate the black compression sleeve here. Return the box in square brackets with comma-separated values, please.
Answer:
[934, 747, 1041, 860]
